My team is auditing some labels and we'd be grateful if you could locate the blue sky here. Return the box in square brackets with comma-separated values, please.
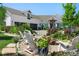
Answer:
[3, 3, 79, 15]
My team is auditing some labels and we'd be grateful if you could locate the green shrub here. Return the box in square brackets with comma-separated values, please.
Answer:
[18, 23, 32, 33]
[71, 32, 76, 37]
[9, 26, 18, 34]
[51, 32, 61, 39]
[0, 6, 6, 31]
[71, 30, 79, 37]
[76, 42, 79, 49]
[0, 25, 5, 31]
[36, 38, 48, 48]
[51, 32, 69, 40]
[74, 30, 79, 35]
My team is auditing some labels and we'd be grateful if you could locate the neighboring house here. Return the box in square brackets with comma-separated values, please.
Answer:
[4, 7, 62, 30]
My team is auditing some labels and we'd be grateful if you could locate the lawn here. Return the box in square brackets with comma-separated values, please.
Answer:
[0, 33, 15, 54]
[0, 38, 15, 49]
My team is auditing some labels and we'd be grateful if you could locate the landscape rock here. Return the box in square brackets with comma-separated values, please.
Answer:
[1, 43, 16, 55]
[6, 43, 16, 48]
[71, 36, 79, 49]
[2, 48, 16, 54]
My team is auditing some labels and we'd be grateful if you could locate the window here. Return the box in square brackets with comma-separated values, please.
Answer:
[27, 13, 31, 19]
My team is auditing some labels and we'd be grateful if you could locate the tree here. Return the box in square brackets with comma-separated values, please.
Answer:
[0, 3, 6, 31]
[74, 11, 79, 26]
[62, 3, 76, 27]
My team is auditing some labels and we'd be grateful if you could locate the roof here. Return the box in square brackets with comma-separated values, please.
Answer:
[5, 7, 62, 23]
[6, 7, 26, 16]
[32, 15, 52, 20]
[32, 15, 62, 23]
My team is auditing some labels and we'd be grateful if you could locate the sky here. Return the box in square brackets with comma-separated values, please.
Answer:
[3, 3, 79, 15]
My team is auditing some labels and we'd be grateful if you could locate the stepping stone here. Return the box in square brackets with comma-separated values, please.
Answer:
[6, 43, 16, 48]
[1, 43, 16, 55]
[2, 48, 16, 54]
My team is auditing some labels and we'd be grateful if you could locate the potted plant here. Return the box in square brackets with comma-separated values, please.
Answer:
[36, 37, 48, 56]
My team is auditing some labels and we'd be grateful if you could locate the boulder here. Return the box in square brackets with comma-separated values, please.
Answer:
[70, 36, 79, 49]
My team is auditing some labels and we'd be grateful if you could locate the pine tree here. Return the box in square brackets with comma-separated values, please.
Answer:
[62, 3, 76, 27]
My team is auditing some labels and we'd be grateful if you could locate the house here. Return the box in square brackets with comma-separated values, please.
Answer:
[5, 7, 62, 30]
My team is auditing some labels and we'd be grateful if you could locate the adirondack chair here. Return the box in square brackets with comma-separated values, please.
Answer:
[18, 30, 38, 56]
[57, 36, 79, 51]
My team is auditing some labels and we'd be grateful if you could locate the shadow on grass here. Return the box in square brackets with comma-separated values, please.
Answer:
[0, 53, 25, 56]
[0, 35, 13, 40]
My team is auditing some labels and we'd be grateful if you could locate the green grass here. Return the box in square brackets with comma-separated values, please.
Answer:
[0, 39, 15, 49]
[0, 33, 15, 54]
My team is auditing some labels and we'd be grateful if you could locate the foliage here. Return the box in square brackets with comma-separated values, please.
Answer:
[51, 29, 79, 41]
[12, 37, 19, 43]
[62, 3, 76, 26]
[0, 35, 14, 49]
[6, 23, 32, 34]
[36, 38, 48, 48]
[71, 31, 79, 37]
[76, 42, 79, 49]
[47, 29, 57, 35]
[0, 25, 5, 31]
[74, 11, 79, 26]
[17, 23, 32, 33]
[51, 32, 69, 40]
[0, 5, 6, 31]
[51, 32, 61, 39]
[71, 32, 77, 37]
[9, 26, 18, 34]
